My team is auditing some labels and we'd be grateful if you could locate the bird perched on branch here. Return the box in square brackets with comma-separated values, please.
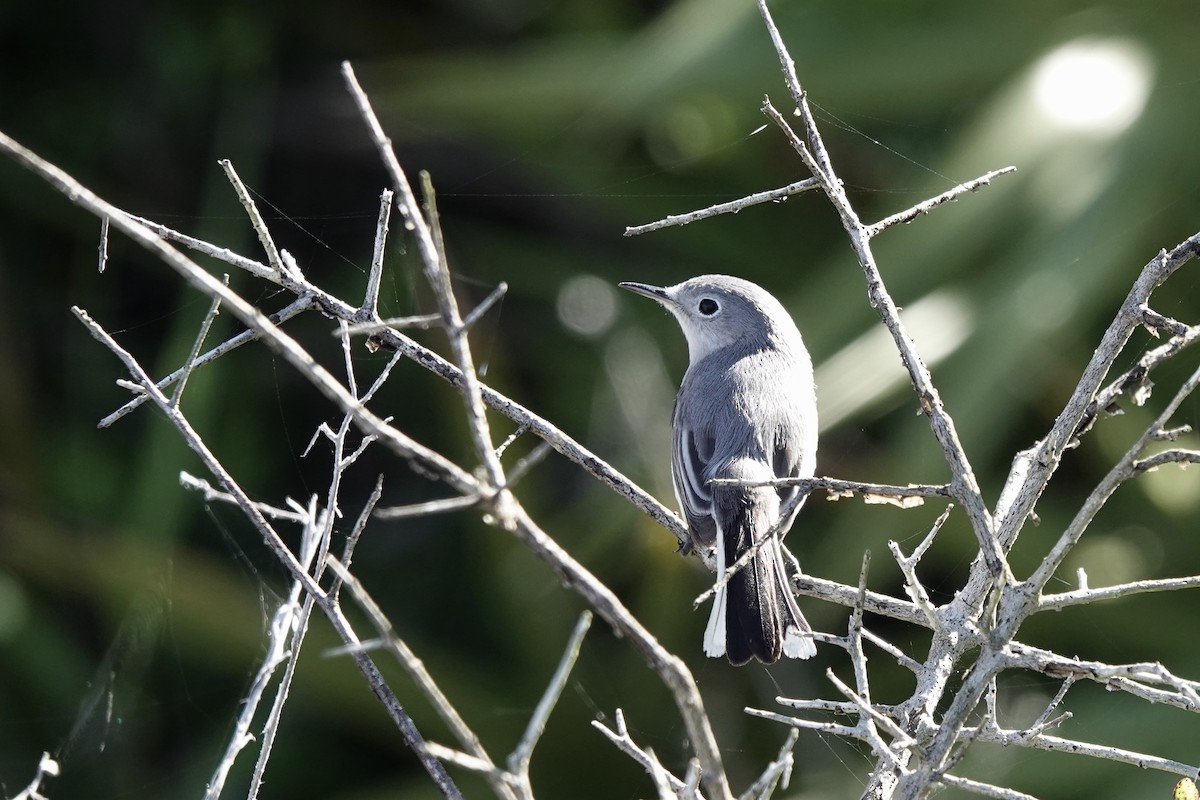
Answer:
[620, 275, 817, 665]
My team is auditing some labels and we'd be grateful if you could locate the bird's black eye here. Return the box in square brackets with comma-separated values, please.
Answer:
[698, 298, 719, 316]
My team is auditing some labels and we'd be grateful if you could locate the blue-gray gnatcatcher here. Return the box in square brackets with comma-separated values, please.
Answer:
[620, 275, 817, 665]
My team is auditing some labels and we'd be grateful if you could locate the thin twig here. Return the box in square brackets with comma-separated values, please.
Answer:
[423, 743, 512, 784]
[760, 97, 1007, 585]
[624, 178, 820, 237]
[504, 504, 732, 800]
[180, 471, 310, 524]
[1134, 448, 1200, 472]
[97, 216, 109, 273]
[342, 313, 443, 335]
[861, 628, 923, 674]
[330, 474, 384, 601]
[126, 212, 276, 280]
[864, 167, 1017, 237]
[413, 171, 508, 492]
[591, 709, 693, 799]
[100, 295, 313, 428]
[971, 725, 1200, 780]
[936, 773, 1039, 800]
[219, 158, 286, 276]
[744, 706, 861, 738]
[1040, 574, 1200, 611]
[362, 188, 393, 317]
[327, 557, 516, 800]
[738, 729, 799, 800]
[374, 494, 481, 520]
[171, 274, 227, 409]
[503, 441, 554, 488]
[888, 508, 953, 631]
[1024, 361, 1200, 598]
[68, 305, 464, 800]
[508, 612, 592, 787]
[461, 280, 508, 332]
[241, 502, 325, 800]
[708, 475, 952, 508]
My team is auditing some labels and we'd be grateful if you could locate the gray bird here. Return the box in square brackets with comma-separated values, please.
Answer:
[620, 275, 817, 665]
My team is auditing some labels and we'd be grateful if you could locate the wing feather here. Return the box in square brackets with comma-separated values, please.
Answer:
[671, 420, 717, 550]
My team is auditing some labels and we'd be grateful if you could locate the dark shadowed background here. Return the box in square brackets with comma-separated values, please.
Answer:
[2, 1, 1199, 798]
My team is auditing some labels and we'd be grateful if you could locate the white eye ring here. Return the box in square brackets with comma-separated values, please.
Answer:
[698, 298, 719, 316]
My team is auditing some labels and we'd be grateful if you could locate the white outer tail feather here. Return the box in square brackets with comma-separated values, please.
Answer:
[782, 623, 817, 659]
[774, 539, 817, 659]
[702, 528, 728, 658]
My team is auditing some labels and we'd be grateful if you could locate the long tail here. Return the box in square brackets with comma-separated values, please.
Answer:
[703, 467, 815, 665]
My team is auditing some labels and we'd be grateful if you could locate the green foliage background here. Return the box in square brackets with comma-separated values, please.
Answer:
[2, 1, 1199, 798]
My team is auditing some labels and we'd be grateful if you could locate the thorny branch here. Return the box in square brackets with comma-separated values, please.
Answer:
[3, 2, 1200, 798]
[625, 2, 1200, 798]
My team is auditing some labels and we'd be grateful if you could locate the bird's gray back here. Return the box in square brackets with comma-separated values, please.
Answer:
[671, 339, 817, 548]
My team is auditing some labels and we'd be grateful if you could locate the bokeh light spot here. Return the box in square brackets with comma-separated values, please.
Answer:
[1031, 38, 1152, 135]
[557, 274, 618, 338]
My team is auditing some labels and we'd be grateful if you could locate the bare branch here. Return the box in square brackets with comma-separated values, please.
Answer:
[44, 160, 474, 489]
[936, 774, 1039, 800]
[1005, 643, 1200, 712]
[240, 502, 326, 800]
[1041, 574, 1200, 611]
[972, 724, 1200, 780]
[126, 212, 276, 280]
[1134, 448, 1200, 472]
[708, 475, 952, 508]
[508, 612, 592, 789]
[66, 306, 464, 798]
[171, 274, 226, 409]
[888, 507, 953, 630]
[97, 216, 109, 273]
[744, 706, 865, 739]
[502, 504, 732, 800]
[738, 729, 799, 800]
[592, 709, 693, 799]
[100, 295, 313, 427]
[1025, 360, 1200, 597]
[375, 494, 481, 520]
[996, 239, 1200, 550]
[791, 572, 926, 626]
[327, 557, 517, 800]
[624, 178, 820, 237]
[461, 280, 509, 332]
[362, 188, 393, 318]
[219, 158, 286, 277]
[760, 96, 1007, 584]
[864, 167, 1017, 237]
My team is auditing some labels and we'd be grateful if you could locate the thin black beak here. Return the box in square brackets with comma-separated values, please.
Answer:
[618, 281, 673, 307]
